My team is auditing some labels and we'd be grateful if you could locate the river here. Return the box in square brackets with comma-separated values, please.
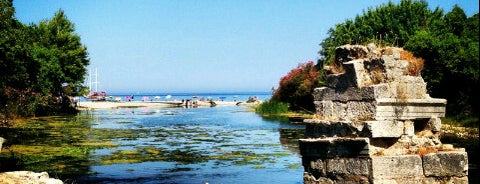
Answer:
[0, 102, 305, 184]
[80, 105, 304, 184]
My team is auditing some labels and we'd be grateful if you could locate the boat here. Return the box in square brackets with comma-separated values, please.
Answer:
[86, 91, 107, 101]
[85, 68, 107, 101]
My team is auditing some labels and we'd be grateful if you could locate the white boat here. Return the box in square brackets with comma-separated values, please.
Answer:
[86, 91, 107, 101]
[85, 68, 107, 101]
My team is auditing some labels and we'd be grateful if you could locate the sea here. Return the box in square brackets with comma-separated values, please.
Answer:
[81, 91, 273, 102]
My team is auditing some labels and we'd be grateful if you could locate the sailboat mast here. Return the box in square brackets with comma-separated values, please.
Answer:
[89, 69, 92, 92]
[95, 68, 98, 92]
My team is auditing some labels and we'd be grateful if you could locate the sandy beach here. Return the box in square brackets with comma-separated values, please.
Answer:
[77, 100, 256, 109]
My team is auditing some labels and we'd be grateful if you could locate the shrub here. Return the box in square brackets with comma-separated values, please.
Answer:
[272, 61, 322, 112]
[255, 100, 290, 115]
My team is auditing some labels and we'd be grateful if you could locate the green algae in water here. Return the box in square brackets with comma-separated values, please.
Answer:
[0, 115, 118, 176]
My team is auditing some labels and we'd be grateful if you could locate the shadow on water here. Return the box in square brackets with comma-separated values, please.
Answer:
[279, 128, 305, 154]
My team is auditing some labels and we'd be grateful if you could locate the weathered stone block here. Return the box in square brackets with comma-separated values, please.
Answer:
[423, 151, 468, 177]
[313, 87, 333, 101]
[372, 177, 424, 184]
[332, 101, 348, 119]
[313, 84, 391, 102]
[361, 84, 391, 99]
[371, 155, 423, 179]
[335, 44, 369, 62]
[344, 59, 372, 88]
[314, 101, 377, 121]
[375, 98, 447, 120]
[422, 176, 468, 184]
[392, 76, 428, 99]
[302, 157, 326, 178]
[403, 120, 415, 136]
[326, 73, 356, 89]
[363, 120, 404, 138]
[427, 116, 442, 132]
[303, 173, 334, 184]
[326, 158, 371, 176]
[304, 119, 364, 138]
[337, 88, 364, 102]
[314, 101, 334, 118]
[346, 101, 376, 121]
[299, 138, 370, 158]
[371, 179, 398, 184]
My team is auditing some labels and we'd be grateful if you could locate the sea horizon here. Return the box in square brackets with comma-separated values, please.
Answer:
[108, 91, 272, 96]
[81, 91, 273, 102]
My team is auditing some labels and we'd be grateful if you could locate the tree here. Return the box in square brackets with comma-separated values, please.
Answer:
[0, 1, 90, 118]
[30, 10, 89, 97]
[404, 7, 479, 116]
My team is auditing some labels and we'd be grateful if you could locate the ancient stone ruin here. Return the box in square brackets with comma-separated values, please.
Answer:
[299, 44, 468, 183]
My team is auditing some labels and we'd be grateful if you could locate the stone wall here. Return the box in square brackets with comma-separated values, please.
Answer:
[299, 44, 468, 184]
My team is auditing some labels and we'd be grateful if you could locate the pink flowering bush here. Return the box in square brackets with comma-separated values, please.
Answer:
[271, 61, 322, 112]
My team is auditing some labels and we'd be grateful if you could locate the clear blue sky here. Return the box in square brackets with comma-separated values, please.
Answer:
[13, 0, 479, 93]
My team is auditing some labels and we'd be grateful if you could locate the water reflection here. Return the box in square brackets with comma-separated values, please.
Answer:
[0, 106, 304, 183]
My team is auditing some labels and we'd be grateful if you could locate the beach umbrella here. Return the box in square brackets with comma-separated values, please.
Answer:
[142, 96, 149, 101]
[154, 96, 161, 100]
[166, 95, 172, 99]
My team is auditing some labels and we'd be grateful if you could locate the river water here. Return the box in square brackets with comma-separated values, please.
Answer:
[77, 105, 304, 184]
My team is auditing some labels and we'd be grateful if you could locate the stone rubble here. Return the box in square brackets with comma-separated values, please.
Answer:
[299, 44, 468, 184]
[0, 171, 63, 184]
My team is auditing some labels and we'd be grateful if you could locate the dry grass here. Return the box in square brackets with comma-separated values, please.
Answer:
[381, 47, 394, 55]
[400, 49, 424, 76]
[418, 147, 438, 157]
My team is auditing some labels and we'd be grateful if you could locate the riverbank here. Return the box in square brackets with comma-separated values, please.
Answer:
[77, 100, 259, 109]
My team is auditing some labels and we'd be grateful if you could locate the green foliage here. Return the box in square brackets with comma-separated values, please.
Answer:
[0, 1, 89, 118]
[255, 100, 290, 115]
[318, 0, 479, 117]
[320, 0, 442, 62]
[403, 7, 479, 116]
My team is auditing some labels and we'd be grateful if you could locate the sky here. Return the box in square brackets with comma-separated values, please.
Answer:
[12, 0, 479, 93]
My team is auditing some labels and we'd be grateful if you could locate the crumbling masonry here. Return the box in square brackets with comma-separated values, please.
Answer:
[299, 44, 468, 183]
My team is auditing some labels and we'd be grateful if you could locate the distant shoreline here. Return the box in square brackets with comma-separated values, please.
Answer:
[77, 100, 259, 109]
[105, 91, 271, 95]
